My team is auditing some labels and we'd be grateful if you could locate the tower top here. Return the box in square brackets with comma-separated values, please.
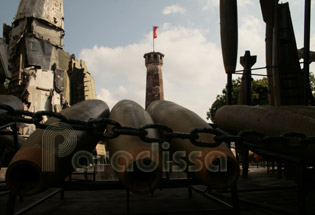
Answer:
[144, 52, 164, 66]
[15, 0, 64, 30]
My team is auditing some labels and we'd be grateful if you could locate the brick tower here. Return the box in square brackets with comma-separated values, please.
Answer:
[144, 52, 164, 109]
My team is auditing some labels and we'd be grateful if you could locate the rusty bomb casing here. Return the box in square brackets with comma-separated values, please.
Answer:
[215, 105, 315, 162]
[6, 99, 109, 195]
[106, 100, 162, 194]
[147, 100, 239, 190]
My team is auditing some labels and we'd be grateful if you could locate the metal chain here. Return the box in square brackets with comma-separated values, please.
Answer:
[1, 106, 315, 149]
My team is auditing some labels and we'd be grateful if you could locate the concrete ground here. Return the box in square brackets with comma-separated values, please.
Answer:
[0, 165, 314, 215]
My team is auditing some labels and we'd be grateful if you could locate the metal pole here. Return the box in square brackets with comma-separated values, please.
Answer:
[244, 51, 253, 105]
[153, 27, 155, 52]
[304, 0, 311, 105]
[227, 73, 233, 105]
[240, 50, 256, 105]
[153, 37, 155, 52]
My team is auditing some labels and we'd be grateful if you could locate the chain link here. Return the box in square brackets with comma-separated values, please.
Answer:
[140, 124, 173, 143]
[1, 106, 315, 149]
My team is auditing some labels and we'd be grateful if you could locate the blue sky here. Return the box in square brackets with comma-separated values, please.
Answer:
[1, 0, 314, 120]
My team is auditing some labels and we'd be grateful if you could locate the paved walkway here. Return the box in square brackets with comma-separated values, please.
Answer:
[0, 166, 314, 215]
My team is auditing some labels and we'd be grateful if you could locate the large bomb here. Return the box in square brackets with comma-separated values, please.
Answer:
[215, 105, 315, 162]
[106, 100, 162, 194]
[6, 99, 109, 195]
[147, 100, 239, 190]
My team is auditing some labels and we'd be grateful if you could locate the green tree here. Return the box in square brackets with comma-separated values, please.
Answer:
[310, 72, 315, 95]
[207, 77, 269, 122]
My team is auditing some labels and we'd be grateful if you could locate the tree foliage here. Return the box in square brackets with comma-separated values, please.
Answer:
[207, 72, 315, 122]
[207, 77, 269, 122]
[310, 72, 315, 95]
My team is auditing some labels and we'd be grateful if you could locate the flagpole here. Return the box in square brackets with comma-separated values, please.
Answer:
[153, 27, 155, 52]
[153, 26, 158, 52]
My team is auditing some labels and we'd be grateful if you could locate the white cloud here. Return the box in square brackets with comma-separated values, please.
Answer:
[163, 5, 186, 15]
[311, 34, 315, 74]
[97, 88, 117, 109]
[311, 34, 315, 50]
[202, 0, 219, 11]
[238, 0, 253, 7]
[203, 0, 252, 11]
[290, 0, 315, 7]
[118, 85, 127, 95]
[80, 12, 271, 121]
[238, 15, 265, 68]
[80, 24, 225, 120]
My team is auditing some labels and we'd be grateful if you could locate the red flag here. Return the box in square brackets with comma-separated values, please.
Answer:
[153, 26, 159, 39]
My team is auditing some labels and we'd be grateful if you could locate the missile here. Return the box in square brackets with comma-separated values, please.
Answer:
[215, 105, 315, 162]
[274, 106, 315, 120]
[147, 100, 239, 190]
[6, 99, 109, 195]
[106, 100, 162, 194]
[220, 0, 238, 74]
[215, 105, 315, 136]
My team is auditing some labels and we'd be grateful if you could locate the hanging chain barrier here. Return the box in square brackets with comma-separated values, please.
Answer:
[1, 104, 315, 149]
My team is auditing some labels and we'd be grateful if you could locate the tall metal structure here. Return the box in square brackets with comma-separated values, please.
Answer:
[0, 0, 96, 135]
[144, 52, 164, 109]
[7, 0, 66, 104]
[219, 0, 238, 105]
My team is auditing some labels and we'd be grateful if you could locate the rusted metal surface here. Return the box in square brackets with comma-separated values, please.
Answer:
[298, 48, 315, 63]
[0, 0, 96, 137]
[0, 38, 10, 79]
[265, 25, 275, 106]
[67, 55, 96, 105]
[220, 0, 238, 105]
[106, 100, 162, 194]
[24, 36, 59, 70]
[14, 0, 64, 30]
[260, 0, 278, 26]
[31, 19, 64, 48]
[274, 106, 315, 120]
[215, 105, 315, 136]
[260, 0, 278, 106]
[5, 99, 109, 195]
[215, 105, 315, 162]
[260, 1, 305, 106]
[144, 52, 164, 109]
[272, 3, 304, 105]
[6, 0, 66, 110]
[220, 0, 238, 74]
[147, 100, 239, 190]
[238, 51, 256, 105]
